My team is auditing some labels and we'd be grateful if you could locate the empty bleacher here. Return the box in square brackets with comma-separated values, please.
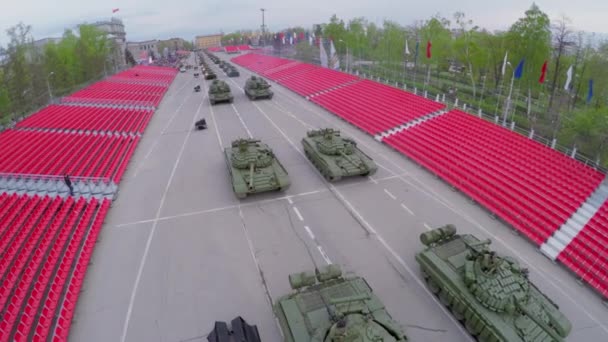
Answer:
[384, 110, 604, 244]
[0, 194, 110, 342]
[16, 105, 154, 134]
[278, 67, 359, 96]
[62, 89, 164, 108]
[0, 130, 139, 183]
[232, 53, 296, 74]
[0, 64, 177, 340]
[558, 201, 608, 298]
[311, 80, 445, 134]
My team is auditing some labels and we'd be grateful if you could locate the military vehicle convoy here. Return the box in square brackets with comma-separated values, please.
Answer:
[416, 225, 572, 341]
[302, 128, 377, 181]
[226, 66, 240, 77]
[209, 80, 233, 105]
[244, 76, 274, 100]
[275, 264, 408, 342]
[224, 138, 290, 198]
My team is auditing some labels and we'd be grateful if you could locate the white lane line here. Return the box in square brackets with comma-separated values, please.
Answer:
[114, 188, 328, 228]
[250, 98, 472, 340]
[369, 176, 379, 184]
[424, 223, 433, 231]
[286, 196, 293, 204]
[400, 203, 415, 216]
[317, 245, 332, 265]
[242, 60, 608, 333]
[132, 90, 194, 177]
[206, 82, 224, 150]
[383, 188, 397, 200]
[231, 103, 253, 138]
[292, 206, 304, 221]
[303, 225, 315, 240]
[121, 93, 205, 342]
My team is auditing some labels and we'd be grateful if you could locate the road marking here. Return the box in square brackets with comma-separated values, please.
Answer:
[293, 206, 304, 221]
[369, 176, 379, 184]
[114, 188, 328, 228]
[400, 203, 415, 216]
[424, 223, 433, 231]
[121, 90, 204, 342]
[132, 89, 194, 177]
[304, 225, 315, 240]
[286, 196, 293, 204]
[231, 103, 253, 138]
[317, 246, 332, 265]
[205, 82, 224, 150]
[383, 188, 397, 200]
[240, 58, 608, 334]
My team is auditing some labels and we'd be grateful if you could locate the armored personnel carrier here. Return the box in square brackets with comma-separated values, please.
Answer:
[209, 80, 232, 105]
[244, 76, 273, 100]
[224, 138, 290, 198]
[416, 225, 572, 341]
[302, 128, 377, 181]
[275, 264, 408, 342]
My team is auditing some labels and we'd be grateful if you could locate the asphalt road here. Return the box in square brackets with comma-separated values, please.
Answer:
[69, 53, 608, 342]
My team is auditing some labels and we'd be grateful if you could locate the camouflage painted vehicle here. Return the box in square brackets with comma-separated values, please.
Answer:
[302, 128, 377, 181]
[275, 264, 408, 342]
[207, 316, 261, 342]
[244, 76, 273, 100]
[209, 80, 233, 105]
[416, 225, 572, 341]
[224, 138, 290, 198]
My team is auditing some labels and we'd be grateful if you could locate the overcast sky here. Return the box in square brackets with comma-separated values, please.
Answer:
[1, 0, 607, 45]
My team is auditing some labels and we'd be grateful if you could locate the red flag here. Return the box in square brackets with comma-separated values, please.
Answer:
[112, 8, 119, 13]
[426, 40, 432, 59]
[539, 60, 548, 84]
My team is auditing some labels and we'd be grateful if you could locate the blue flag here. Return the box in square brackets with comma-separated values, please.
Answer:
[587, 79, 594, 103]
[514, 59, 525, 79]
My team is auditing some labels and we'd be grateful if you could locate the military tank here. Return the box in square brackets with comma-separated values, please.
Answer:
[302, 128, 377, 181]
[209, 80, 233, 105]
[275, 264, 408, 342]
[244, 76, 274, 100]
[416, 225, 572, 341]
[224, 138, 290, 198]
[204, 70, 217, 80]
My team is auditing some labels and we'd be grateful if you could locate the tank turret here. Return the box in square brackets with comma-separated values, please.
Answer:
[244, 76, 273, 100]
[275, 265, 408, 342]
[224, 138, 290, 198]
[301, 128, 377, 181]
[209, 80, 233, 105]
[416, 225, 572, 341]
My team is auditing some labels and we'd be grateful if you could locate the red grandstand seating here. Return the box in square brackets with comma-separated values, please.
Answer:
[224, 46, 239, 53]
[384, 110, 604, 244]
[311, 80, 445, 134]
[0, 130, 140, 182]
[16, 105, 154, 134]
[557, 201, 608, 298]
[231, 53, 296, 74]
[0, 195, 110, 342]
[277, 67, 359, 96]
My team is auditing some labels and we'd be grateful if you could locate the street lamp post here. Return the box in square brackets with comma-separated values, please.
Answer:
[260, 8, 267, 46]
[47, 72, 55, 104]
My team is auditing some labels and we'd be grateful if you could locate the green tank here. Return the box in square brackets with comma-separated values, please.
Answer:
[274, 264, 408, 342]
[416, 225, 572, 341]
[209, 79, 233, 105]
[244, 76, 274, 100]
[302, 128, 377, 181]
[224, 138, 290, 198]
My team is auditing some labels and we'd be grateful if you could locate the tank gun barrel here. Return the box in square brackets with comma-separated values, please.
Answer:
[339, 150, 363, 168]
[248, 162, 255, 190]
[517, 302, 565, 341]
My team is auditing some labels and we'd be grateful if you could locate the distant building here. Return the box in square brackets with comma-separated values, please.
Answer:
[159, 37, 187, 52]
[92, 18, 127, 69]
[195, 34, 223, 49]
[127, 40, 159, 63]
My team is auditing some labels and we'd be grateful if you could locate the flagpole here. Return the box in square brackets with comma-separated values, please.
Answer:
[502, 73, 515, 126]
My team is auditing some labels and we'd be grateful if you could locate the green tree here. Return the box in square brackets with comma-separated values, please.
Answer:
[560, 107, 608, 165]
